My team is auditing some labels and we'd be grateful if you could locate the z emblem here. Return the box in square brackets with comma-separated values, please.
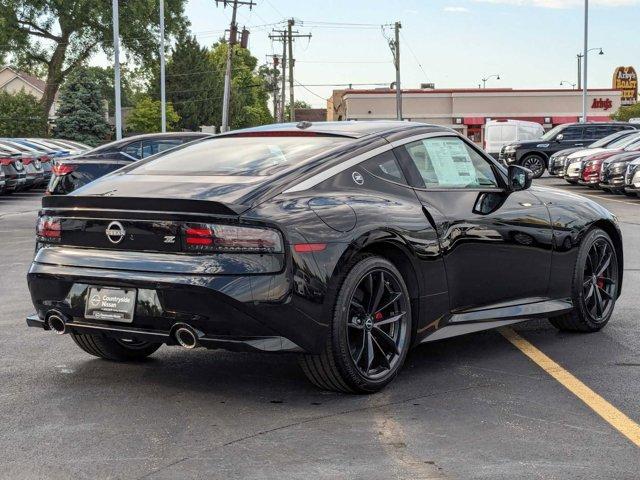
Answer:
[164, 236, 176, 244]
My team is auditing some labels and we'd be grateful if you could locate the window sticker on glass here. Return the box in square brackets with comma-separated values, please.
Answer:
[422, 138, 477, 186]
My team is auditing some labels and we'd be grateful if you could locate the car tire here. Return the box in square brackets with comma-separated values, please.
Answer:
[566, 179, 579, 185]
[549, 228, 619, 332]
[299, 255, 412, 393]
[71, 332, 161, 361]
[521, 154, 546, 179]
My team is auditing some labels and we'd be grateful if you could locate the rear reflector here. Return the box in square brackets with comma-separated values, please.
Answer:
[36, 216, 61, 241]
[52, 163, 76, 175]
[183, 223, 283, 253]
[294, 243, 327, 253]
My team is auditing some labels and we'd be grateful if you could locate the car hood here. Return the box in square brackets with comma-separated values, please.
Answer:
[567, 147, 606, 159]
[72, 170, 268, 206]
[552, 147, 583, 157]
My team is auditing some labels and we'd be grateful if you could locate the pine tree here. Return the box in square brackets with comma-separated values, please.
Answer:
[160, 35, 221, 131]
[53, 68, 110, 146]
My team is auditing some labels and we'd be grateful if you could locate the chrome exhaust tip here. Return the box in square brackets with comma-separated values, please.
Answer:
[174, 327, 198, 349]
[47, 314, 66, 335]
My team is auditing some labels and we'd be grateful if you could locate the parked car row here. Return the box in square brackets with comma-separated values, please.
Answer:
[499, 121, 638, 178]
[547, 129, 640, 197]
[0, 138, 90, 194]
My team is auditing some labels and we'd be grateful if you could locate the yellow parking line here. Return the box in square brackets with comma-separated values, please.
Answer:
[500, 327, 640, 448]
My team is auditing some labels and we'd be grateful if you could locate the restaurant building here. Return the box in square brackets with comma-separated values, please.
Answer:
[327, 87, 623, 142]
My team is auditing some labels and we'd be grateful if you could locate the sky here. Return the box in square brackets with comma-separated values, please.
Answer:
[181, 0, 640, 108]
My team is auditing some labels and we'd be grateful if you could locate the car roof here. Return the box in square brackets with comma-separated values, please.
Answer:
[220, 121, 453, 139]
[562, 122, 636, 127]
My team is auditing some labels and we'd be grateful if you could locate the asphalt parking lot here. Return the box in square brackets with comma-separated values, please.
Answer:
[1, 180, 639, 480]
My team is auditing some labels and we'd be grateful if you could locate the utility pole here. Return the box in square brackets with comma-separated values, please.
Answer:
[270, 23, 310, 122]
[387, 22, 402, 120]
[112, 0, 122, 140]
[159, 0, 166, 132]
[269, 29, 287, 122]
[582, 0, 588, 123]
[266, 54, 280, 123]
[287, 19, 295, 122]
[216, 0, 255, 132]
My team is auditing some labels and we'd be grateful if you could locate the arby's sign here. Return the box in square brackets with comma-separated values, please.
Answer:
[612, 66, 638, 106]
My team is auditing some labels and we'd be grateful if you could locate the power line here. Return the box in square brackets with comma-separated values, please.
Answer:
[400, 31, 430, 82]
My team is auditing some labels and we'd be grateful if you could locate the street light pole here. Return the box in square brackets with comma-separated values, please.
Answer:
[577, 54, 582, 90]
[112, 0, 122, 140]
[481, 74, 500, 89]
[582, 0, 588, 123]
[159, 0, 166, 133]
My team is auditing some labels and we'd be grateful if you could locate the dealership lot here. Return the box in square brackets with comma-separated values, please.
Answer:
[1, 181, 639, 480]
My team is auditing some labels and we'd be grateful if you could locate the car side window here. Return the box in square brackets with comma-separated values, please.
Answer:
[402, 137, 498, 189]
[360, 151, 407, 184]
[141, 139, 183, 158]
[122, 141, 143, 160]
[561, 127, 583, 140]
[583, 126, 597, 139]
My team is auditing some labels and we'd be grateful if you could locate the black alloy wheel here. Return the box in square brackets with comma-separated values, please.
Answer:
[300, 255, 412, 393]
[521, 155, 546, 178]
[581, 237, 617, 323]
[550, 228, 618, 332]
[346, 268, 409, 380]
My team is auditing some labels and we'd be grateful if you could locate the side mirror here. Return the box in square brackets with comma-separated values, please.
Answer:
[555, 133, 564, 142]
[508, 165, 533, 192]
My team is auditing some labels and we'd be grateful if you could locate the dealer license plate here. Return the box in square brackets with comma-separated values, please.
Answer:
[85, 287, 136, 323]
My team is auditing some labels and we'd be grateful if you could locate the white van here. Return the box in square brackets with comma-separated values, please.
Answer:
[483, 120, 544, 159]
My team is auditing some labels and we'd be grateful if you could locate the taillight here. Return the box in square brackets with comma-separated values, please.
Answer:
[21, 157, 32, 165]
[183, 223, 283, 253]
[0, 157, 13, 166]
[40, 155, 51, 163]
[36, 216, 61, 242]
[52, 163, 76, 175]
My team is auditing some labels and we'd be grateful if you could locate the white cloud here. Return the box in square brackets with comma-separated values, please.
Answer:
[443, 6, 471, 12]
[473, 0, 640, 8]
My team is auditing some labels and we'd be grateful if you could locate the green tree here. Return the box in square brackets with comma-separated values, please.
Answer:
[210, 41, 273, 129]
[0, 89, 48, 136]
[85, 66, 138, 116]
[285, 100, 312, 122]
[53, 68, 110, 145]
[150, 34, 221, 131]
[611, 103, 640, 122]
[0, 0, 189, 118]
[127, 96, 179, 133]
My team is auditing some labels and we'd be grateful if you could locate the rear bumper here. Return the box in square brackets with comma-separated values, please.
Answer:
[26, 258, 327, 354]
[26, 313, 301, 353]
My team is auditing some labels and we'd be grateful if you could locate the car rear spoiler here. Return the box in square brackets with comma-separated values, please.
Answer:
[42, 195, 249, 216]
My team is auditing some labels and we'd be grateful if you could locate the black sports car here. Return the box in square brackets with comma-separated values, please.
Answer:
[26, 121, 623, 393]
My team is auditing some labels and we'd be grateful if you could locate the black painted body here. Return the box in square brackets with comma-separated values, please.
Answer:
[27, 122, 624, 353]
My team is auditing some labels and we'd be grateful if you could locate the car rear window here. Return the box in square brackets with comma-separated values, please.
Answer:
[131, 135, 353, 176]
